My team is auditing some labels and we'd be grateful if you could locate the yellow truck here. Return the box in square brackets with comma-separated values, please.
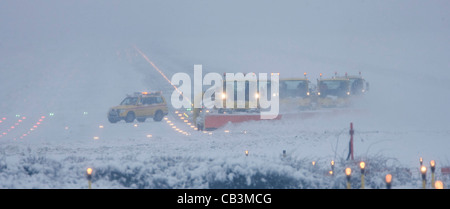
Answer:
[279, 78, 313, 110]
[107, 92, 168, 123]
[316, 77, 351, 108]
[218, 78, 263, 113]
[347, 75, 369, 96]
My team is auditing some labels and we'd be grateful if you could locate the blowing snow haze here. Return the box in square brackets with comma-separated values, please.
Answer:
[1, 0, 450, 129]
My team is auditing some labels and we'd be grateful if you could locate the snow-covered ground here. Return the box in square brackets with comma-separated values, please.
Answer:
[1, 0, 449, 189]
[0, 47, 448, 189]
[0, 107, 449, 189]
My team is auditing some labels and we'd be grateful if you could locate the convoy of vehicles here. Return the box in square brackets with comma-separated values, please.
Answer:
[107, 72, 368, 130]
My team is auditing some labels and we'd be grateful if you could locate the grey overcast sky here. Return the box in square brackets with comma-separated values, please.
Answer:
[1, 1, 448, 39]
[1, 0, 448, 74]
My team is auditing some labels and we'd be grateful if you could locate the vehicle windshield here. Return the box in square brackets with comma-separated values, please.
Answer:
[279, 80, 308, 98]
[224, 80, 258, 101]
[318, 80, 349, 97]
[120, 97, 138, 105]
[349, 78, 364, 94]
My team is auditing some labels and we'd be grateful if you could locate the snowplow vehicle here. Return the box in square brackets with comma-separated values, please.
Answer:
[279, 78, 314, 111]
[316, 77, 351, 108]
[334, 73, 369, 96]
[107, 91, 168, 123]
[347, 75, 369, 95]
[217, 78, 266, 114]
[195, 74, 281, 130]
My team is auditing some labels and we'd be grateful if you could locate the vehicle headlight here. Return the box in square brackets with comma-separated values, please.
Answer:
[255, 93, 259, 99]
[347, 92, 350, 95]
[221, 93, 226, 99]
[317, 92, 321, 96]
[307, 92, 310, 96]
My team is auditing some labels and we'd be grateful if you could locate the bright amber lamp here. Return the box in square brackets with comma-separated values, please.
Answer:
[87, 168, 93, 175]
[385, 174, 392, 184]
[420, 165, 427, 174]
[435, 181, 443, 189]
[360, 162, 366, 170]
[345, 168, 352, 176]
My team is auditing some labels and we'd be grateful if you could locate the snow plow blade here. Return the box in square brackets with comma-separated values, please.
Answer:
[205, 114, 282, 130]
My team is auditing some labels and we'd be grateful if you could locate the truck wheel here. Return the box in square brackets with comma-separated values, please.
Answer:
[108, 117, 119, 123]
[125, 112, 135, 123]
[153, 110, 163, 122]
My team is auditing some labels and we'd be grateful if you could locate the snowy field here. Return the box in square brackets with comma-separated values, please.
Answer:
[0, 105, 449, 189]
[1, 0, 450, 189]
[0, 48, 448, 189]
